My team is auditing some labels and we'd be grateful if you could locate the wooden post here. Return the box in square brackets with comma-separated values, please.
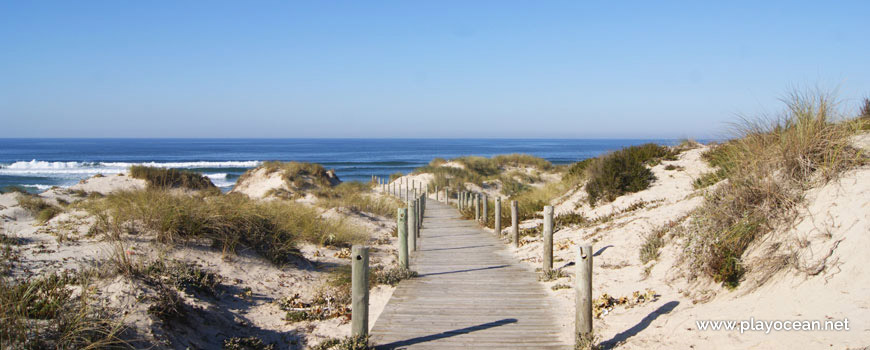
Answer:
[474, 193, 480, 222]
[511, 200, 519, 247]
[543, 205, 554, 272]
[408, 201, 417, 252]
[351, 245, 369, 337]
[575, 245, 593, 344]
[397, 208, 409, 269]
[494, 197, 502, 236]
[482, 194, 488, 225]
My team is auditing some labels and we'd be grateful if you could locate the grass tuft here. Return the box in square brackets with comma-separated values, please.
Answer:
[17, 195, 62, 223]
[683, 90, 865, 287]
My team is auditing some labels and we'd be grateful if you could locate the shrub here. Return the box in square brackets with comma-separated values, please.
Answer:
[223, 336, 276, 350]
[683, 90, 864, 287]
[861, 97, 870, 118]
[148, 284, 186, 322]
[372, 266, 417, 286]
[129, 166, 217, 191]
[83, 190, 367, 265]
[584, 143, 673, 205]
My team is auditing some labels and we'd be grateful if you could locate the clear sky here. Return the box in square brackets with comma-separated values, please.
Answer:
[1, 1, 868, 139]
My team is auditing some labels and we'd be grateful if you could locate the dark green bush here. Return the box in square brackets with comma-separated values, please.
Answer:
[129, 166, 216, 191]
[584, 144, 670, 204]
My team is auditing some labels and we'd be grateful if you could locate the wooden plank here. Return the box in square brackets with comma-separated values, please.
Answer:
[369, 201, 570, 349]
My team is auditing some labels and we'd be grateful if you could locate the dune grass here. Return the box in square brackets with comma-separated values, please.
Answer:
[83, 189, 367, 265]
[255, 161, 337, 189]
[316, 182, 403, 219]
[416, 154, 553, 197]
[0, 272, 130, 349]
[0, 186, 29, 195]
[683, 90, 865, 287]
[17, 195, 62, 223]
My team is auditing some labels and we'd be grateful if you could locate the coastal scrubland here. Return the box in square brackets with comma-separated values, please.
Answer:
[2, 91, 868, 349]
[396, 90, 870, 349]
[1, 161, 408, 349]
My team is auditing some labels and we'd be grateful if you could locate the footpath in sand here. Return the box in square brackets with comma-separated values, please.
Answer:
[370, 200, 571, 349]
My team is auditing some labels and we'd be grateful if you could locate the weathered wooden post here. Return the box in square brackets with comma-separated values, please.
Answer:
[543, 205, 554, 272]
[474, 193, 480, 222]
[351, 245, 369, 337]
[419, 195, 424, 233]
[511, 200, 519, 247]
[575, 244, 593, 345]
[408, 200, 417, 252]
[482, 194, 488, 225]
[494, 197, 502, 236]
[397, 208, 409, 269]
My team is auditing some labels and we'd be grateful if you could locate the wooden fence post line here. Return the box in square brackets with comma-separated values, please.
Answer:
[511, 200, 519, 247]
[397, 208, 409, 269]
[408, 201, 417, 252]
[575, 244, 593, 344]
[351, 245, 370, 337]
[543, 205, 554, 272]
[494, 197, 502, 236]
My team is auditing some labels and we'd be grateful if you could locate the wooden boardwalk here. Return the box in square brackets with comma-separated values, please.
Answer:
[370, 200, 570, 349]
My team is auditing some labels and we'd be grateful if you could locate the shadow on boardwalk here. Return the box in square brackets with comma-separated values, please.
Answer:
[374, 319, 518, 350]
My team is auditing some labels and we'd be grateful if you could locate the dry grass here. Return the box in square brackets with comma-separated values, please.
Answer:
[683, 90, 865, 287]
[248, 161, 338, 190]
[16, 195, 62, 223]
[83, 189, 367, 265]
[0, 272, 131, 349]
[316, 182, 403, 219]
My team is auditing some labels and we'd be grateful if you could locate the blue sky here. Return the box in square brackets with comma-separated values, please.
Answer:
[1, 1, 868, 139]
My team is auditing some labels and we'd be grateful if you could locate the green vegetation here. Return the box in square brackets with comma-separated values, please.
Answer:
[84, 189, 366, 265]
[0, 185, 29, 194]
[223, 336, 276, 350]
[683, 90, 865, 287]
[584, 143, 675, 205]
[0, 272, 130, 349]
[17, 195, 62, 223]
[252, 161, 337, 189]
[310, 336, 371, 350]
[416, 154, 553, 195]
[316, 182, 403, 218]
[129, 165, 217, 191]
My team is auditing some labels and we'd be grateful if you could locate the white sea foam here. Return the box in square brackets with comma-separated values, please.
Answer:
[205, 173, 234, 188]
[0, 160, 260, 177]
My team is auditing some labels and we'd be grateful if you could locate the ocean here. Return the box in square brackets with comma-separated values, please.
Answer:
[0, 138, 681, 193]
